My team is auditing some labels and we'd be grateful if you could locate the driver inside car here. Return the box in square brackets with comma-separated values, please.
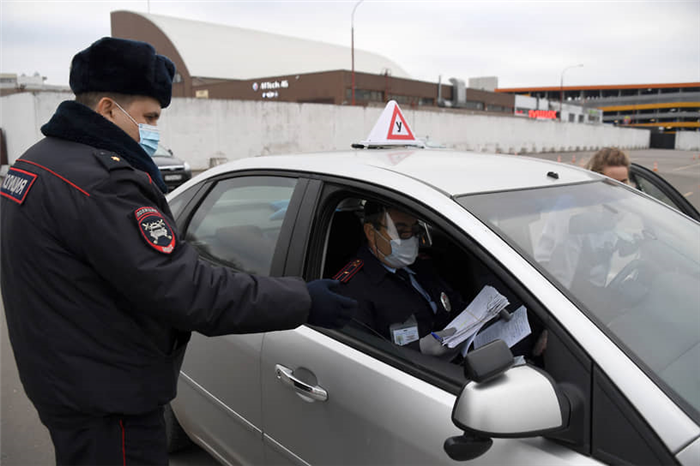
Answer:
[333, 201, 465, 357]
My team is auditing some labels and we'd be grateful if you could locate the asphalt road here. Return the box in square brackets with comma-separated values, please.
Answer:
[1, 148, 698, 465]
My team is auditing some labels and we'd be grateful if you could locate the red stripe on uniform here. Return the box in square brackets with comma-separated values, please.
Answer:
[17, 159, 90, 197]
[333, 260, 363, 282]
[333, 265, 352, 280]
[120, 419, 126, 466]
[342, 265, 362, 282]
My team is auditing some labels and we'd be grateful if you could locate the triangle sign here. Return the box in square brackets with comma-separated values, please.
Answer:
[360, 100, 423, 147]
[386, 104, 415, 140]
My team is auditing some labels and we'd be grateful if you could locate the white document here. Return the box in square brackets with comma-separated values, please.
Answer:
[441, 285, 509, 349]
[473, 305, 531, 349]
[460, 321, 488, 357]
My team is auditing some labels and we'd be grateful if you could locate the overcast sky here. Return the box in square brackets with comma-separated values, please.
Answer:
[1, 0, 698, 88]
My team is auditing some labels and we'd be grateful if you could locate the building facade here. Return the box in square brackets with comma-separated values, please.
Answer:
[110, 10, 519, 117]
[497, 83, 700, 133]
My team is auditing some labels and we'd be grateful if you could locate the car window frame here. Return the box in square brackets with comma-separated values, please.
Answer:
[286, 176, 576, 381]
[629, 162, 700, 221]
[173, 170, 312, 277]
[293, 176, 682, 464]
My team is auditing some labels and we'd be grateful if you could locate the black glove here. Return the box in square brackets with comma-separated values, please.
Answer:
[306, 279, 358, 329]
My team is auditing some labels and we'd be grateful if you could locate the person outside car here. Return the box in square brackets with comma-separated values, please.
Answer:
[0, 37, 356, 465]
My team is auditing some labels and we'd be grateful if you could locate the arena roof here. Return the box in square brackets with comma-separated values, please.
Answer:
[132, 12, 410, 81]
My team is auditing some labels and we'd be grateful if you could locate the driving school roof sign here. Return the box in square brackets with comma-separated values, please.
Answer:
[360, 100, 424, 148]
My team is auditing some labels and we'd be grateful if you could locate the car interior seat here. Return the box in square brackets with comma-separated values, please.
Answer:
[323, 199, 365, 278]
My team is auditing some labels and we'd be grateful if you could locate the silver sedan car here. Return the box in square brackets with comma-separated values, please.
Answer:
[165, 148, 699, 466]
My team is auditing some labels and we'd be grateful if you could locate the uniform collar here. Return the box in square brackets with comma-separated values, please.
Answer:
[41, 100, 168, 193]
[357, 246, 415, 285]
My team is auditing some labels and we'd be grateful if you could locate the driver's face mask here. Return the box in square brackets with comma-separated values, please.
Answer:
[113, 101, 160, 157]
[373, 211, 420, 268]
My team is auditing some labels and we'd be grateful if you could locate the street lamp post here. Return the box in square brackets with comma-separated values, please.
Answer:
[351, 0, 365, 106]
[560, 63, 583, 121]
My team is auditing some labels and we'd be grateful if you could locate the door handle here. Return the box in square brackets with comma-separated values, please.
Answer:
[275, 364, 328, 402]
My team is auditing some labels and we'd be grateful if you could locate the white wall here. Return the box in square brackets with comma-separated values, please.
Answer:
[675, 132, 700, 151]
[2, 92, 650, 170]
[1, 92, 69, 174]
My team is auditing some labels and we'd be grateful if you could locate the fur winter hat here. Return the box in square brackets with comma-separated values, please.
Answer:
[70, 37, 176, 108]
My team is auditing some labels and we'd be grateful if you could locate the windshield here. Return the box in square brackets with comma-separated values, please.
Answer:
[458, 181, 700, 419]
[154, 145, 172, 157]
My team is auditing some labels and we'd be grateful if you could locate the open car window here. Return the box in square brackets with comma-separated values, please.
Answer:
[317, 194, 546, 390]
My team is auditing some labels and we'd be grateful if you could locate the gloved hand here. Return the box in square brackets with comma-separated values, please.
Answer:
[419, 328, 457, 356]
[306, 279, 358, 329]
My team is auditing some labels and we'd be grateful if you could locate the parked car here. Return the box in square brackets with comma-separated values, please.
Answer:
[153, 144, 191, 191]
[163, 102, 699, 465]
[164, 146, 699, 465]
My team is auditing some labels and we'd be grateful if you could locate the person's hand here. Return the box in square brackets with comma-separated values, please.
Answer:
[419, 328, 456, 356]
[306, 279, 358, 329]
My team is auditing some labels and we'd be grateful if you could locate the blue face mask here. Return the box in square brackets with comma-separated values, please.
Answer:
[114, 101, 160, 157]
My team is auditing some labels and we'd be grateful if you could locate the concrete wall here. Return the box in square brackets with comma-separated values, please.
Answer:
[2, 92, 650, 171]
[675, 131, 700, 151]
[0, 92, 67, 174]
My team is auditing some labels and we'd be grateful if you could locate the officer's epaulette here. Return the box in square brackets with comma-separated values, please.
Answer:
[333, 259, 364, 283]
[92, 151, 132, 172]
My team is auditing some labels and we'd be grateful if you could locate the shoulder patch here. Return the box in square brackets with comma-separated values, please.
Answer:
[93, 151, 132, 172]
[333, 259, 364, 283]
[134, 206, 176, 254]
[1, 167, 38, 204]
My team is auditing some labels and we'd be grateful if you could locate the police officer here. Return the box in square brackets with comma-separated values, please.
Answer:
[0, 37, 356, 465]
[333, 201, 464, 356]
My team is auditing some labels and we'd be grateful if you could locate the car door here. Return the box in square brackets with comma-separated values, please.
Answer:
[259, 180, 607, 466]
[629, 162, 700, 221]
[169, 173, 310, 465]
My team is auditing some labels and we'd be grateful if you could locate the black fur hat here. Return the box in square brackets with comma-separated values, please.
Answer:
[69, 37, 176, 108]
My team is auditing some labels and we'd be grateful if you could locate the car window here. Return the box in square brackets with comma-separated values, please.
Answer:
[633, 174, 676, 208]
[167, 183, 202, 222]
[154, 144, 172, 157]
[629, 163, 700, 221]
[317, 194, 544, 388]
[185, 176, 297, 275]
[459, 180, 700, 420]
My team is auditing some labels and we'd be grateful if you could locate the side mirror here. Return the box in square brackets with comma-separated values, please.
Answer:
[444, 341, 570, 461]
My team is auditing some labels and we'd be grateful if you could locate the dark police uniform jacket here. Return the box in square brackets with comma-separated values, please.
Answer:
[0, 101, 311, 418]
[335, 246, 464, 350]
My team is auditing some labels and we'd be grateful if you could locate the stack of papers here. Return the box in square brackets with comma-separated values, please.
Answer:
[473, 305, 531, 349]
[441, 285, 509, 348]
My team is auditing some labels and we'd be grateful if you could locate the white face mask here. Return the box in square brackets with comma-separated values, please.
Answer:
[384, 236, 419, 268]
[113, 101, 160, 157]
[374, 228, 419, 268]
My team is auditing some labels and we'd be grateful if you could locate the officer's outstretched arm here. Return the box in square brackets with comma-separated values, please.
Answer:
[75, 176, 313, 336]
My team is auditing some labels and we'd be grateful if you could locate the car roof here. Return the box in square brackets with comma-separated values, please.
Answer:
[191, 148, 600, 197]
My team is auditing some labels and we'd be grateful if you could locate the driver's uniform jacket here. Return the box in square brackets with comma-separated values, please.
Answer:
[0, 101, 311, 418]
[335, 246, 465, 350]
